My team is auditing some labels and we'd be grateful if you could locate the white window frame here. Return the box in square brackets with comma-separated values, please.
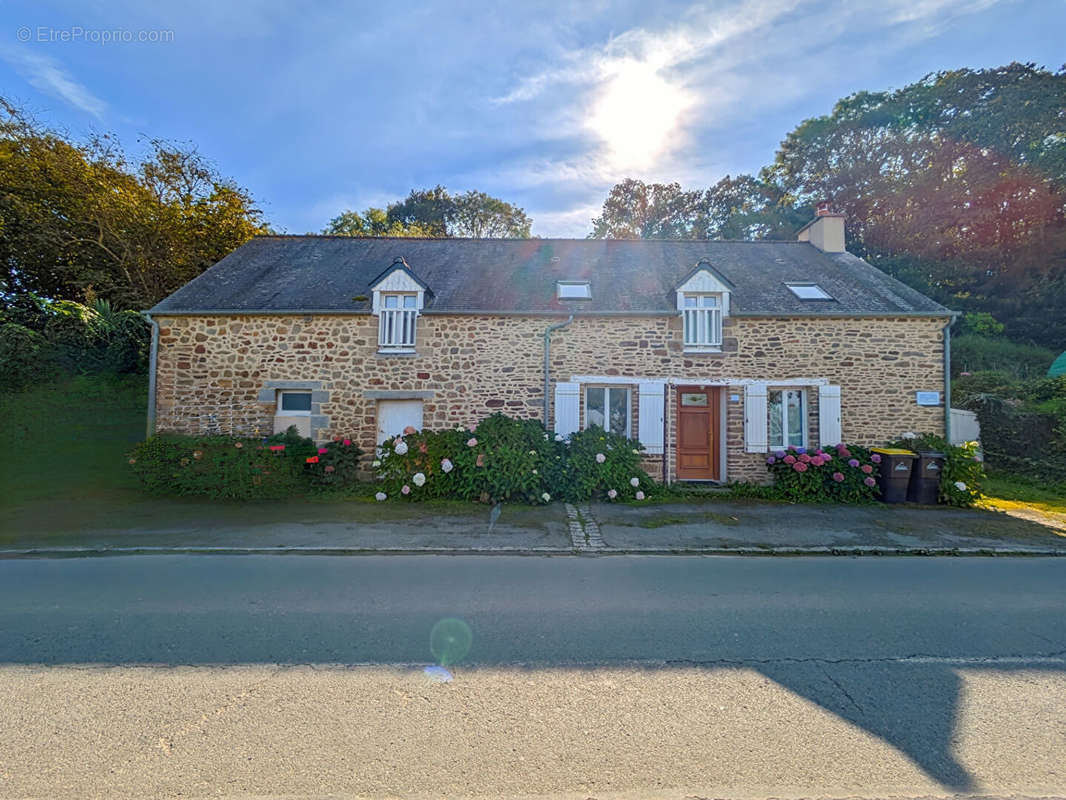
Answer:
[768, 388, 807, 449]
[785, 283, 833, 300]
[681, 292, 723, 351]
[377, 293, 419, 353]
[583, 385, 631, 437]
[276, 389, 312, 416]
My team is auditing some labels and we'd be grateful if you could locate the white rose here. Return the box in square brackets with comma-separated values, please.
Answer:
[372, 460, 381, 467]
[595, 453, 606, 463]
[374, 492, 387, 501]
[902, 432, 917, 440]
[394, 441, 408, 455]
[413, 472, 426, 487]
[607, 489, 617, 499]
[635, 491, 645, 501]
[554, 433, 563, 442]
[954, 481, 967, 491]
[630, 477, 640, 487]
[441, 458, 453, 473]
[541, 492, 551, 503]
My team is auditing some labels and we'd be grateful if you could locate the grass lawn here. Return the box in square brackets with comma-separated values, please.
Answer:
[980, 474, 1066, 517]
[0, 375, 513, 544]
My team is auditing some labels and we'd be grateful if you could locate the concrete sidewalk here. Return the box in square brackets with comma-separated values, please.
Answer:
[1, 497, 1064, 557]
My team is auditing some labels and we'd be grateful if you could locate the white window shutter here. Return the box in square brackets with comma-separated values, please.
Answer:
[554, 382, 580, 437]
[744, 384, 768, 453]
[637, 382, 665, 454]
[818, 384, 842, 447]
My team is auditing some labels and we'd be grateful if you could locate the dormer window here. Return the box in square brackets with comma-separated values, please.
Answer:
[674, 261, 733, 353]
[681, 293, 722, 348]
[369, 258, 430, 355]
[378, 293, 418, 352]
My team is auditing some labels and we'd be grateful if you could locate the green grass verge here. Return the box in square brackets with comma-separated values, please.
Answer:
[981, 474, 1066, 515]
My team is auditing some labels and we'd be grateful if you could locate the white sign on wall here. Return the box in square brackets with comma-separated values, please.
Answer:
[916, 391, 941, 406]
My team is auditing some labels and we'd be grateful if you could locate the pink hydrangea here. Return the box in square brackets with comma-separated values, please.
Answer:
[848, 458, 860, 468]
[467, 437, 478, 447]
[864, 477, 876, 487]
[798, 453, 811, 463]
[861, 464, 873, 474]
[838, 448, 852, 459]
[871, 453, 882, 463]
[832, 472, 845, 482]
[401, 484, 411, 495]
[783, 455, 796, 465]
[793, 462, 808, 472]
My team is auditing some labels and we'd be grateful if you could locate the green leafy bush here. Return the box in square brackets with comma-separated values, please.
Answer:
[0, 323, 54, 390]
[951, 334, 1055, 379]
[374, 414, 655, 504]
[886, 433, 984, 507]
[766, 443, 880, 503]
[562, 426, 655, 502]
[128, 426, 363, 499]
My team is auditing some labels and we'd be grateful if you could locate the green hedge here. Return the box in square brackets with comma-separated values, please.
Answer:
[128, 426, 364, 500]
[951, 334, 1055, 380]
[373, 413, 656, 504]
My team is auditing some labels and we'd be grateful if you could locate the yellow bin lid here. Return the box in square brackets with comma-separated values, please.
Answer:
[871, 448, 916, 456]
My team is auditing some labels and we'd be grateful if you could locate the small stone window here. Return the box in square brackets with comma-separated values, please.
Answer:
[277, 390, 312, 415]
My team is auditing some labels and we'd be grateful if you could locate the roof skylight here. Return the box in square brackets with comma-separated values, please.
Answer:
[557, 281, 591, 300]
[786, 283, 833, 300]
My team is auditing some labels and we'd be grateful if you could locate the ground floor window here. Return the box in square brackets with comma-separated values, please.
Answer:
[585, 386, 630, 437]
[277, 390, 312, 414]
[768, 388, 805, 448]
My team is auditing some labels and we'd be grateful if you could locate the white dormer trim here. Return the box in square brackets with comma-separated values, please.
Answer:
[370, 268, 426, 315]
[675, 268, 731, 316]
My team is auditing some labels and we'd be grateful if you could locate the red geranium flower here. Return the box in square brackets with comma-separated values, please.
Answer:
[306, 456, 319, 464]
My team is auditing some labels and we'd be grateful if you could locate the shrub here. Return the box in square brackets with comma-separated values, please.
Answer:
[951, 334, 1056, 380]
[887, 433, 984, 507]
[562, 426, 655, 502]
[128, 426, 362, 499]
[374, 414, 656, 504]
[766, 443, 880, 504]
[0, 323, 54, 390]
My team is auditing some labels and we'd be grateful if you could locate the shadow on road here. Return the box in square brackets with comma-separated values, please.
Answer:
[2, 554, 1064, 792]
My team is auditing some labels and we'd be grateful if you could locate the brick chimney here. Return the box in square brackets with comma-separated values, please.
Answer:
[797, 202, 845, 252]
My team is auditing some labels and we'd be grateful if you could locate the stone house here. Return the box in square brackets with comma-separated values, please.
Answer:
[145, 209, 954, 483]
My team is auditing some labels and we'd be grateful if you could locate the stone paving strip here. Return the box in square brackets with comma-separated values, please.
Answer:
[564, 503, 606, 551]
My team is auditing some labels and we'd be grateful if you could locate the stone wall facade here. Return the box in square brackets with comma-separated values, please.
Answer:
[153, 312, 948, 483]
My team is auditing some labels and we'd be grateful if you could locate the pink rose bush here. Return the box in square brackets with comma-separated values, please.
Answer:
[765, 443, 881, 503]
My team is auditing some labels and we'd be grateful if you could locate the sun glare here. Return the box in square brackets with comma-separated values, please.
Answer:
[586, 60, 693, 170]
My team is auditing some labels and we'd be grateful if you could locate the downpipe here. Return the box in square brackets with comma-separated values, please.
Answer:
[943, 316, 956, 443]
[143, 312, 160, 439]
[542, 314, 574, 429]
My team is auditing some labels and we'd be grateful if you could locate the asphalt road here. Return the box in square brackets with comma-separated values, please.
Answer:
[1, 555, 1064, 799]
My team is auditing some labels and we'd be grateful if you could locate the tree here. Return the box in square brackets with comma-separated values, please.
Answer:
[0, 100, 266, 309]
[328, 186, 532, 239]
[448, 190, 531, 238]
[761, 63, 1066, 346]
[704, 175, 809, 240]
[588, 179, 709, 239]
[323, 208, 433, 237]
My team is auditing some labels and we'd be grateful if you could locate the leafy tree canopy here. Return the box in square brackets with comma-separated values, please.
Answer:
[326, 185, 532, 239]
[0, 99, 267, 309]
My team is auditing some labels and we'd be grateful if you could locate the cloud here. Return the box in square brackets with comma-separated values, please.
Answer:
[0, 46, 107, 117]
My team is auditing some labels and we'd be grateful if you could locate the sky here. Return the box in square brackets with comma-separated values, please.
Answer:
[1, 0, 1063, 237]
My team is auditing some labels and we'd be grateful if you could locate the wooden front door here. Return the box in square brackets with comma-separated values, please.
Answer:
[676, 386, 720, 480]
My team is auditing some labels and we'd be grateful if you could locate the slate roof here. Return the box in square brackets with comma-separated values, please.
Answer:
[149, 236, 951, 317]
